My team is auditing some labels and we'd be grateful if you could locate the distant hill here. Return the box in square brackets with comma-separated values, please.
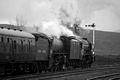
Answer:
[115, 30, 120, 33]
[86, 30, 120, 55]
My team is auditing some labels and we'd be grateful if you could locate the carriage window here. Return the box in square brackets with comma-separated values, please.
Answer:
[7, 38, 9, 43]
[14, 40, 17, 50]
[10, 39, 12, 52]
[18, 39, 21, 45]
[24, 40, 25, 45]
[0, 36, 1, 42]
[1, 36, 4, 42]
[21, 40, 23, 50]
[28, 40, 30, 50]
[11, 40, 13, 50]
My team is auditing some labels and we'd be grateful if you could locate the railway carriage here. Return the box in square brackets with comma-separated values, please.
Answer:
[0, 27, 35, 74]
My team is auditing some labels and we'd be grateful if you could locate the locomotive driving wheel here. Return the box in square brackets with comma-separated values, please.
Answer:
[24, 63, 30, 73]
[30, 62, 38, 73]
[17, 64, 24, 74]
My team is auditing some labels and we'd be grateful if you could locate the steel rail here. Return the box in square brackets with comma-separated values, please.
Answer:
[109, 77, 120, 80]
[87, 73, 120, 80]
[3, 65, 120, 80]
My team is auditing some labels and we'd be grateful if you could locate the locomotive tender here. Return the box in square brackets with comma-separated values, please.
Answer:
[0, 27, 95, 74]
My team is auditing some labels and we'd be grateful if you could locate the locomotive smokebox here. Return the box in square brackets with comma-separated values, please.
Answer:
[52, 38, 63, 51]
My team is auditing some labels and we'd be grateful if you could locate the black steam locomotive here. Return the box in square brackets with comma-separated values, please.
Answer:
[0, 27, 95, 74]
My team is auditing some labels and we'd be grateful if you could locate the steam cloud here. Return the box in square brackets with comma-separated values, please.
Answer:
[40, 19, 74, 38]
[23, 0, 80, 37]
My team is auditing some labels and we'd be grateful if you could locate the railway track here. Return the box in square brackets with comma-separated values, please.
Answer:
[110, 77, 120, 80]
[87, 73, 120, 80]
[0, 64, 120, 80]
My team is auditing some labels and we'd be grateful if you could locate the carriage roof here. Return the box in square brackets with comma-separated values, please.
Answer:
[0, 28, 35, 38]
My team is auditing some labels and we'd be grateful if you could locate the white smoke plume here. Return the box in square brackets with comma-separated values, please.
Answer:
[39, 19, 74, 38]
[23, 0, 80, 37]
[20, 0, 120, 36]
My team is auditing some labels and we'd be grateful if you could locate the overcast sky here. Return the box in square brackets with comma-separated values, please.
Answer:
[0, 0, 120, 32]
